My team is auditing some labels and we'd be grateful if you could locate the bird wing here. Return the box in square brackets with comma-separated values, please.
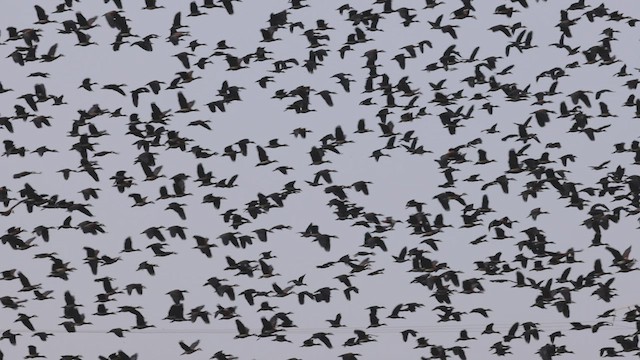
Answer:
[177, 92, 188, 108]
[256, 146, 268, 162]
[606, 246, 622, 260]
[314, 333, 333, 348]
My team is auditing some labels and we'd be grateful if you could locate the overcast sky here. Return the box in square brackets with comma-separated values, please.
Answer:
[1, 0, 640, 359]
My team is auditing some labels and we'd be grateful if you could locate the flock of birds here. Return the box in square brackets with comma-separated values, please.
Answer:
[1, 0, 640, 359]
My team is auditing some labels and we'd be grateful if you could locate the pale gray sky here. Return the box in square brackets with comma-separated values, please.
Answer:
[1, 1, 640, 359]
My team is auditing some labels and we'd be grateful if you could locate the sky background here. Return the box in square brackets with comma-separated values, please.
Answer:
[1, 0, 640, 359]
